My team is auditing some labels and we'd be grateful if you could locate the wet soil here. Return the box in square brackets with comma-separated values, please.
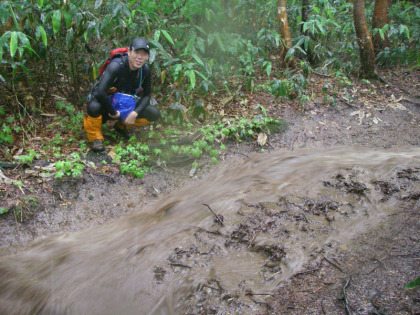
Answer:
[0, 69, 419, 314]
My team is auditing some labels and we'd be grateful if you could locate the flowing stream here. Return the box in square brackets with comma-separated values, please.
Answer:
[0, 147, 419, 314]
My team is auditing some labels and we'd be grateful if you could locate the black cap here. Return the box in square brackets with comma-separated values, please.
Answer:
[130, 38, 150, 53]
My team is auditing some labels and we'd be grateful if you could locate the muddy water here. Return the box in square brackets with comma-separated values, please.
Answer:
[0, 147, 419, 314]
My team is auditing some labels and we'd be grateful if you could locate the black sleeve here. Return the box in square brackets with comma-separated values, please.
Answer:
[134, 65, 151, 115]
[92, 61, 121, 116]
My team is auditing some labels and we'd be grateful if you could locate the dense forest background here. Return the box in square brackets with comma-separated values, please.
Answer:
[0, 0, 418, 178]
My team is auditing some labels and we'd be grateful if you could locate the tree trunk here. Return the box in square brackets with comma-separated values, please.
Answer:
[277, 0, 295, 67]
[353, 0, 376, 78]
[301, 0, 316, 65]
[301, 0, 310, 34]
[372, 0, 390, 54]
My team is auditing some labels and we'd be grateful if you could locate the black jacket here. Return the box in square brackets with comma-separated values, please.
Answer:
[92, 55, 151, 116]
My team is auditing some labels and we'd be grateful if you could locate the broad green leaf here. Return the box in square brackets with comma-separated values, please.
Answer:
[161, 30, 175, 46]
[266, 62, 272, 77]
[52, 10, 62, 34]
[38, 26, 47, 46]
[154, 30, 161, 41]
[379, 29, 385, 40]
[399, 25, 410, 39]
[66, 28, 74, 49]
[193, 70, 207, 81]
[17, 32, 30, 49]
[148, 39, 171, 59]
[38, 0, 44, 8]
[63, 12, 71, 28]
[284, 47, 295, 62]
[8, 2, 18, 29]
[192, 54, 204, 68]
[187, 70, 196, 90]
[214, 33, 225, 51]
[405, 278, 420, 289]
[184, 36, 195, 54]
[10, 31, 17, 58]
[0, 31, 11, 48]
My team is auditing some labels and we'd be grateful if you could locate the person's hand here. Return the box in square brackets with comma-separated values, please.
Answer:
[109, 111, 120, 120]
[124, 111, 138, 125]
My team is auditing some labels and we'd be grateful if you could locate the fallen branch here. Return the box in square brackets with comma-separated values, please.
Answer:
[342, 276, 353, 315]
[291, 267, 320, 278]
[169, 263, 191, 269]
[323, 256, 345, 274]
[314, 71, 330, 78]
[0, 169, 14, 184]
[203, 203, 224, 226]
[340, 98, 358, 108]
[193, 226, 221, 235]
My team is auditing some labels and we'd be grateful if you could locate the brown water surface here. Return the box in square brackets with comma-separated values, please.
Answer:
[0, 147, 419, 314]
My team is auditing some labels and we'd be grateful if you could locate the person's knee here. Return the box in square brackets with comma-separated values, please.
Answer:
[144, 106, 160, 122]
[87, 99, 102, 117]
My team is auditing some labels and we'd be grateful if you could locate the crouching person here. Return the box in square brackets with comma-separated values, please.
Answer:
[83, 38, 160, 152]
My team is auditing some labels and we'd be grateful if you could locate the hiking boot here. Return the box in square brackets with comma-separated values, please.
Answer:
[91, 139, 104, 152]
[114, 123, 133, 140]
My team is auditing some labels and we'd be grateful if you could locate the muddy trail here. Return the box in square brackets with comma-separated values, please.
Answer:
[0, 147, 419, 314]
[1, 69, 420, 314]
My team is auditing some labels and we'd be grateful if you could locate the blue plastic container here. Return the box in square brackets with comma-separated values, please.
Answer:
[110, 93, 137, 121]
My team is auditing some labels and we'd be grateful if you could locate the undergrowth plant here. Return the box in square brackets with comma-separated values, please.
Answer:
[54, 152, 85, 178]
[112, 114, 286, 178]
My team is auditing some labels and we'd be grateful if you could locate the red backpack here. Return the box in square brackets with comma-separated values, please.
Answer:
[98, 47, 129, 78]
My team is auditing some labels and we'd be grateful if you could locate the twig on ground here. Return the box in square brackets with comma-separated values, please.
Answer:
[314, 71, 330, 78]
[291, 267, 320, 278]
[193, 226, 221, 235]
[0, 169, 14, 184]
[90, 174, 98, 185]
[248, 230, 260, 248]
[203, 203, 224, 226]
[169, 263, 192, 269]
[340, 98, 358, 108]
[249, 297, 268, 306]
[228, 150, 249, 158]
[250, 292, 275, 297]
[342, 276, 353, 315]
[323, 256, 345, 274]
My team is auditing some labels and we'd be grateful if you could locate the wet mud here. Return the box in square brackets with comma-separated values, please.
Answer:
[0, 148, 419, 314]
[0, 81, 419, 314]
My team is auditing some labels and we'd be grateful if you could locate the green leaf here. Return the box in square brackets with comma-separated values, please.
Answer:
[184, 36, 196, 54]
[63, 12, 72, 28]
[192, 53, 204, 68]
[187, 70, 196, 90]
[52, 10, 62, 34]
[266, 62, 272, 77]
[17, 32, 30, 49]
[0, 208, 10, 215]
[66, 28, 74, 49]
[161, 30, 175, 45]
[154, 30, 161, 41]
[38, 26, 47, 46]
[405, 277, 420, 289]
[10, 31, 17, 58]
[379, 29, 385, 40]
[214, 33, 225, 51]
[38, 0, 44, 7]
